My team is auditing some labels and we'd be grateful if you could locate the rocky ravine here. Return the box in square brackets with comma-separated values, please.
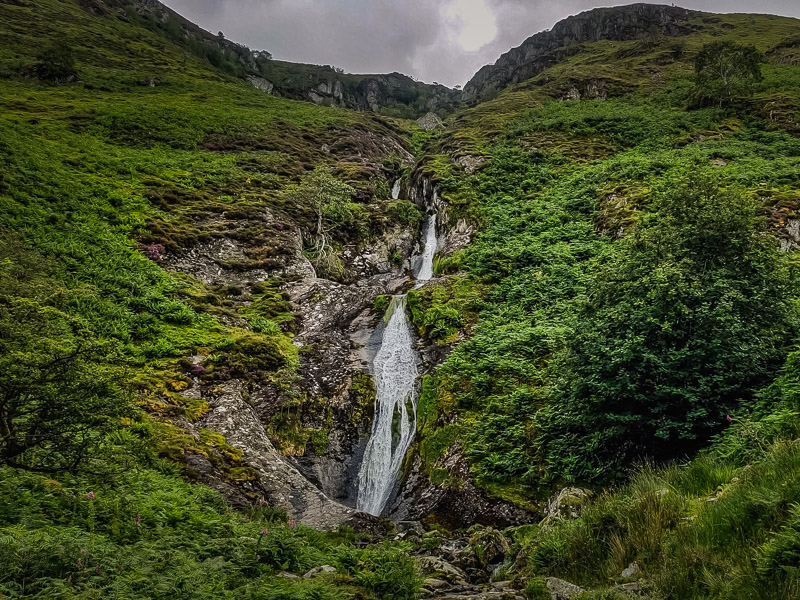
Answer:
[159, 122, 537, 529]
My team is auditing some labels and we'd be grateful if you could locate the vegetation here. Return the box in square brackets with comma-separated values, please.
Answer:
[693, 41, 764, 107]
[542, 176, 797, 482]
[7, 1, 800, 598]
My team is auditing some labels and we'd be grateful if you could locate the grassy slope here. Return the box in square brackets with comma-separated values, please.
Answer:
[0, 1, 423, 598]
[407, 12, 800, 596]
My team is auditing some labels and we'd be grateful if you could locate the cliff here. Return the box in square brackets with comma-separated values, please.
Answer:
[88, 0, 459, 118]
[463, 3, 691, 102]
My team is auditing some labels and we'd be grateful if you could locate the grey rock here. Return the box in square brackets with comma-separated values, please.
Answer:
[492, 580, 514, 590]
[397, 520, 425, 533]
[546, 577, 584, 600]
[247, 75, 274, 94]
[545, 487, 590, 520]
[200, 380, 359, 530]
[424, 578, 450, 589]
[621, 562, 640, 578]
[416, 556, 469, 584]
[303, 565, 336, 579]
[416, 112, 444, 131]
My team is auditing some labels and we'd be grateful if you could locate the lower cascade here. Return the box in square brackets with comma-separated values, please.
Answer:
[356, 210, 438, 516]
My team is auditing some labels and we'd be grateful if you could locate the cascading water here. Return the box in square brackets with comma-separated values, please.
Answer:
[391, 178, 401, 200]
[356, 296, 419, 515]
[414, 213, 437, 283]
[356, 183, 438, 516]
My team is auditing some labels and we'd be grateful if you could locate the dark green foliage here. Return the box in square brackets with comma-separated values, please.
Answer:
[28, 41, 77, 82]
[0, 297, 131, 472]
[542, 176, 797, 481]
[693, 41, 764, 107]
[335, 545, 421, 600]
[0, 464, 418, 599]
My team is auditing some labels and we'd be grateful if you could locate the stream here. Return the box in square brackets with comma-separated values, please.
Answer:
[356, 180, 438, 516]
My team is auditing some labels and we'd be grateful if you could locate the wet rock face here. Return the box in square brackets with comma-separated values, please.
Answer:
[390, 452, 535, 529]
[464, 4, 691, 102]
[181, 379, 357, 530]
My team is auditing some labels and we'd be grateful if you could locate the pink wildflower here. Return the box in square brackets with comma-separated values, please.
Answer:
[191, 363, 206, 374]
[726, 415, 733, 423]
[288, 519, 297, 530]
[135, 514, 141, 523]
[261, 529, 269, 535]
[144, 244, 165, 261]
[87, 492, 95, 500]
[258, 498, 266, 506]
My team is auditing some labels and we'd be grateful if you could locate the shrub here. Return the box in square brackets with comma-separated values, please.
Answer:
[28, 41, 77, 83]
[542, 175, 797, 481]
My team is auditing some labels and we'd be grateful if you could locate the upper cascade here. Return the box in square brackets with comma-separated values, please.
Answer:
[463, 3, 691, 102]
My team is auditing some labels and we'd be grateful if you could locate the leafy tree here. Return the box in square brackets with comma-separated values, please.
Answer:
[542, 175, 797, 482]
[693, 41, 763, 107]
[285, 167, 367, 278]
[29, 41, 77, 83]
[0, 297, 130, 472]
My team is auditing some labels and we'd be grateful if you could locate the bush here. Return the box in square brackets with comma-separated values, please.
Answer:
[28, 41, 77, 83]
[542, 175, 797, 481]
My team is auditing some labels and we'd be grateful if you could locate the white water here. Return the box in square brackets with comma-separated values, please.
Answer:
[414, 213, 437, 282]
[356, 296, 419, 515]
[391, 178, 401, 200]
[356, 198, 439, 516]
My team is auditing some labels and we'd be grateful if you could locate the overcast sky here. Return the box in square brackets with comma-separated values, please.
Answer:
[162, 0, 800, 88]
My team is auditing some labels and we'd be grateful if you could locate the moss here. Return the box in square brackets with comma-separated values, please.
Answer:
[349, 371, 377, 429]
[373, 295, 391, 313]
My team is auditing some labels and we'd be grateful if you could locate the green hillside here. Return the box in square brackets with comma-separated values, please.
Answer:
[5, 1, 800, 598]
[0, 0, 422, 598]
[407, 7, 800, 599]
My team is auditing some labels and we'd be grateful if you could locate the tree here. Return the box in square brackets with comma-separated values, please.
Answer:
[693, 41, 763, 107]
[541, 175, 797, 482]
[29, 41, 77, 83]
[284, 167, 366, 278]
[0, 297, 130, 472]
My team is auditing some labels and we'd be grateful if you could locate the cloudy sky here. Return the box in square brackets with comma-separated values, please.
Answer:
[162, 0, 800, 88]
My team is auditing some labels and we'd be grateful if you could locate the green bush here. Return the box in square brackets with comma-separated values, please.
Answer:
[542, 175, 797, 481]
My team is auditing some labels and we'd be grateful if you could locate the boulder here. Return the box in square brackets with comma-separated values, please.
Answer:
[303, 565, 336, 579]
[416, 556, 469, 585]
[621, 561, 640, 578]
[545, 577, 584, 600]
[469, 528, 510, 567]
[545, 487, 590, 520]
[416, 112, 444, 131]
[424, 578, 450, 590]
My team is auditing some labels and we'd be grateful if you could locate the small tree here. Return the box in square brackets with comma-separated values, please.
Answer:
[0, 297, 130, 472]
[30, 41, 78, 83]
[693, 41, 763, 107]
[284, 167, 366, 278]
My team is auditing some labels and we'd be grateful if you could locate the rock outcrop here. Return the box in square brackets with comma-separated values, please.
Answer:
[252, 67, 462, 118]
[416, 112, 444, 131]
[463, 4, 691, 102]
[200, 380, 361, 530]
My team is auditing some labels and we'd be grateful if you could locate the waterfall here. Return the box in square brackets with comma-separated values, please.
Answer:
[414, 213, 437, 282]
[356, 296, 419, 515]
[356, 205, 439, 516]
[391, 178, 401, 200]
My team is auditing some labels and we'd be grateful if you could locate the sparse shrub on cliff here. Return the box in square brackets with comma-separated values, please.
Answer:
[693, 41, 764, 107]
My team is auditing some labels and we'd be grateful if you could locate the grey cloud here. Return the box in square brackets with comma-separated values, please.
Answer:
[162, 0, 800, 87]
